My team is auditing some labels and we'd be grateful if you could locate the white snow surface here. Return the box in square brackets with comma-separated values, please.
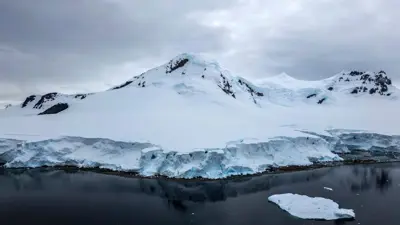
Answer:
[268, 193, 355, 220]
[0, 53, 399, 178]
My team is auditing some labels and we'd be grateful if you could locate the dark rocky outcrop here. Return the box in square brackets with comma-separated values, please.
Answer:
[360, 74, 370, 83]
[338, 71, 393, 96]
[132, 73, 145, 80]
[112, 81, 133, 90]
[75, 94, 87, 100]
[238, 79, 264, 99]
[21, 95, 36, 108]
[38, 103, 69, 115]
[33, 93, 58, 109]
[307, 94, 317, 98]
[137, 81, 146, 87]
[22, 91, 89, 110]
[218, 74, 236, 99]
[317, 98, 326, 104]
[166, 58, 189, 73]
[351, 86, 368, 94]
[349, 71, 364, 76]
[351, 88, 358, 94]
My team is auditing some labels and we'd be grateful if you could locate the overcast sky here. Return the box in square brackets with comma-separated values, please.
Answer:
[1, 0, 399, 102]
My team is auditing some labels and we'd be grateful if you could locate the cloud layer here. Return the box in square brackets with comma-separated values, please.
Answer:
[1, 0, 399, 101]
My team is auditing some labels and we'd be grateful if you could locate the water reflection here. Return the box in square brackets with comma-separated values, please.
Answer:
[0, 167, 332, 203]
[348, 166, 392, 193]
[167, 199, 188, 213]
[2, 164, 400, 225]
[376, 170, 391, 191]
[0, 163, 398, 203]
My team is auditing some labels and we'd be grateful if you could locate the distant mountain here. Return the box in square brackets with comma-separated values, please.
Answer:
[6, 53, 398, 115]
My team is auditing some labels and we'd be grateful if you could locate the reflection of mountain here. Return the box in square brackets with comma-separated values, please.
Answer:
[1, 163, 396, 204]
[343, 165, 393, 193]
[0, 168, 331, 203]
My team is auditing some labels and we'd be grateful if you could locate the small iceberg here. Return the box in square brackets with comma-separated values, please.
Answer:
[268, 193, 355, 220]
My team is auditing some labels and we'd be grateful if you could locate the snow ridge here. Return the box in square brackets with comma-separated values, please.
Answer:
[7, 53, 398, 116]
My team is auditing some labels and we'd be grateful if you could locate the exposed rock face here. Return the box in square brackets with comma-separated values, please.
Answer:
[75, 94, 87, 100]
[19, 91, 90, 112]
[21, 95, 36, 108]
[38, 103, 69, 115]
[112, 81, 133, 90]
[335, 70, 394, 96]
[307, 94, 317, 99]
[317, 98, 326, 104]
[238, 79, 264, 97]
[166, 58, 189, 74]
[34, 93, 58, 109]
[218, 74, 236, 99]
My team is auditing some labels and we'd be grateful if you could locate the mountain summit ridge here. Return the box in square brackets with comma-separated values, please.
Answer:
[4, 53, 398, 115]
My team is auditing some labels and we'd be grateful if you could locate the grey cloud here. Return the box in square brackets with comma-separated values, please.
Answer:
[213, 0, 400, 80]
[0, 0, 233, 100]
[1, 0, 400, 102]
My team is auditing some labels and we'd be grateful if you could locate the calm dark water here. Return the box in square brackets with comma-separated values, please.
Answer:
[0, 163, 399, 225]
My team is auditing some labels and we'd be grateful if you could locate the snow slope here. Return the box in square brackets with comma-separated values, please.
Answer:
[268, 193, 355, 220]
[0, 53, 399, 179]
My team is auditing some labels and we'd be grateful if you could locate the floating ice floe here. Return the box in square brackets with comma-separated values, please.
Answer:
[268, 193, 355, 220]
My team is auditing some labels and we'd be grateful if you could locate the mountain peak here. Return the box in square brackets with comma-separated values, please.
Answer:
[327, 70, 394, 96]
[9, 55, 399, 117]
[109, 53, 226, 91]
[273, 72, 297, 81]
[166, 53, 221, 72]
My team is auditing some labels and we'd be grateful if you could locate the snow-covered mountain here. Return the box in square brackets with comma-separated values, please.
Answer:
[7, 53, 398, 115]
[0, 53, 399, 179]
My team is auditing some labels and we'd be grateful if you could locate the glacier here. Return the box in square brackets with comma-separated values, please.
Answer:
[0, 130, 398, 179]
[0, 135, 341, 179]
[0, 53, 399, 179]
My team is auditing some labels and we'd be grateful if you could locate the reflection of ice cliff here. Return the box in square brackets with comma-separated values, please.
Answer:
[0, 168, 331, 202]
[0, 163, 397, 211]
[335, 164, 393, 193]
[0, 164, 396, 204]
